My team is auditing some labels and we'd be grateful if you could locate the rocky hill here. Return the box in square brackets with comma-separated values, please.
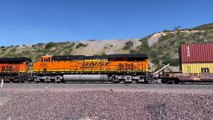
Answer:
[0, 23, 213, 70]
[0, 38, 141, 63]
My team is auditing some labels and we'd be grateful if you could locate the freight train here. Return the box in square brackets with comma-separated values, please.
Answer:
[1, 43, 213, 84]
[0, 54, 152, 83]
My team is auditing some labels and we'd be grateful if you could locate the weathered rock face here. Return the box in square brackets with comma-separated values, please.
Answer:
[71, 38, 141, 55]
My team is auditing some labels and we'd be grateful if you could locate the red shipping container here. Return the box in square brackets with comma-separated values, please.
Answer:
[180, 43, 213, 63]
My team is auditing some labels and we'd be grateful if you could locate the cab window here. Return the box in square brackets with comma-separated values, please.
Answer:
[41, 57, 51, 62]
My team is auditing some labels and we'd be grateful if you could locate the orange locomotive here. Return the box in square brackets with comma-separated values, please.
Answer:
[32, 54, 150, 83]
[0, 58, 31, 82]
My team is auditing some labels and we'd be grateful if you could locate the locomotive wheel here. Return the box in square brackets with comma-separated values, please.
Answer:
[112, 79, 120, 83]
[55, 80, 61, 83]
[111, 76, 119, 83]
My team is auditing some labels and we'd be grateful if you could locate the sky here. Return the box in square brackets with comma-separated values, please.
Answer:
[0, 0, 213, 46]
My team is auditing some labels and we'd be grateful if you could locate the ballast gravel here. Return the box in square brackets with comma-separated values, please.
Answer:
[0, 84, 212, 120]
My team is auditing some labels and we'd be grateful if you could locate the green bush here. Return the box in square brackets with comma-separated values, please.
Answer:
[10, 48, 17, 52]
[45, 42, 56, 49]
[32, 45, 37, 48]
[1, 47, 7, 51]
[163, 29, 170, 32]
[123, 41, 134, 50]
[75, 43, 88, 49]
[162, 57, 179, 66]
[151, 57, 160, 64]
[37, 43, 45, 47]
[139, 39, 149, 53]
[129, 49, 136, 54]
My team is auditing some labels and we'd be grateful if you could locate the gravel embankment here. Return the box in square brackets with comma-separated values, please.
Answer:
[0, 84, 212, 120]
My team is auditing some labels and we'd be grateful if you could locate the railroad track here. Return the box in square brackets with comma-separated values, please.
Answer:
[2, 80, 213, 85]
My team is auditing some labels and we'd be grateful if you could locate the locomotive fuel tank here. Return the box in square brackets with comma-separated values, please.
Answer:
[63, 74, 108, 81]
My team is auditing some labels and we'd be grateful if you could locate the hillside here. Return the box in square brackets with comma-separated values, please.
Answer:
[1, 23, 213, 70]
[133, 23, 213, 70]
[0, 38, 141, 64]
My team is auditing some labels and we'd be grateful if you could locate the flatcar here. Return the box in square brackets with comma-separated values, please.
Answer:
[32, 54, 151, 83]
[0, 58, 31, 82]
[160, 43, 213, 83]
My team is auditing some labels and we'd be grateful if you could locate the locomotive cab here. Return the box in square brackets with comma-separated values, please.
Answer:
[40, 56, 52, 62]
[33, 56, 53, 74]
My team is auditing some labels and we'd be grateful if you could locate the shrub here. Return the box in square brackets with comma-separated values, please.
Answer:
[129, 49, 136, 54]
[37, 43, 45, 47]
[162, 57, 179, 66]
[89, 39, 96, 41]
[163, 29, 170, 32]
[75, 43, 88, 49]
[21, 50, 31, 55]
[1, 47, 7, 51]
[170, 58, 179, 66]
[151, 57, 160, 64]
[123, 41, 134, 50]
[10, 48, 17, 52]
[32, 45, 37, 48]
[97, 49, 106, 55]
[45, 42, 56, 49]
[139, 39, 149, 52]
[70, 43, 75, 47]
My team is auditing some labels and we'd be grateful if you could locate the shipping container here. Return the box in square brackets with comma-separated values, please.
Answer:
[180, 43, 213, 63]
[182, 63, 213, 74]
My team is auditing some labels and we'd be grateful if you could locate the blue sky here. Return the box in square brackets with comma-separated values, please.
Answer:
[0, 0, 212, 46]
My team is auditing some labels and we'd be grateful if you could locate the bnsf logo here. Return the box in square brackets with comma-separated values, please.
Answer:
[81, 62, 110, 68]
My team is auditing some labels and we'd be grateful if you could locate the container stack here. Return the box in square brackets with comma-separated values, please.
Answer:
[180, 43, 213, 74]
